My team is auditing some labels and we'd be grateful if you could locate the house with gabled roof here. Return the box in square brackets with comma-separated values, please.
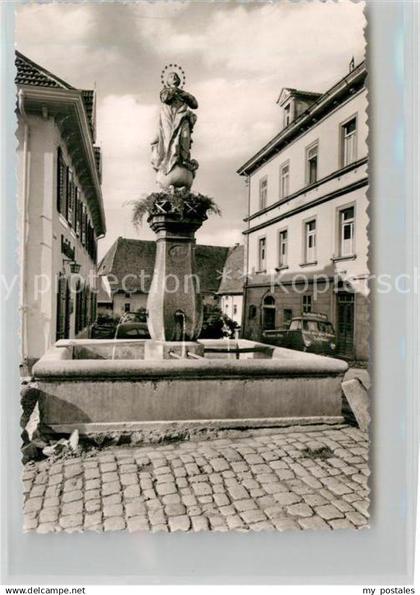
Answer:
[97, 237, 245, 323]
[16, 51, 106, 369]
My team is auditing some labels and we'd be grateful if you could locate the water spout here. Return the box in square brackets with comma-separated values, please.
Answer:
[174, 310, 186, 358]
[187, 351, 203, 360]
[111, 313, 130, 360]
[222, 321, 231, 358]
[234, 327, 240, 360]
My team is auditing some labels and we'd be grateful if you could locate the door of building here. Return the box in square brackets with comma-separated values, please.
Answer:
[336, 292, 354, 357]
[262, 295, 276, 330]
[56, 274, 71, 340]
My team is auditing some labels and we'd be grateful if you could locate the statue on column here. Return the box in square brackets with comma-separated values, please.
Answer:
[132, 65, 220, 344]
[151, 65, 199, 190]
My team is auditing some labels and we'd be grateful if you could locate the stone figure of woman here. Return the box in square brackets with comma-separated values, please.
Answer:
[151, 71, 199, 190]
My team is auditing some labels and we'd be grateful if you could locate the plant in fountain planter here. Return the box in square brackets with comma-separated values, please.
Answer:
[199, 304, 238, 339]
[130, 188, 221, 342]
[131, 188, 221, 228]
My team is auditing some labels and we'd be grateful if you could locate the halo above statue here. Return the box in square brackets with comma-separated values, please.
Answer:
[160, 64, 186, 88]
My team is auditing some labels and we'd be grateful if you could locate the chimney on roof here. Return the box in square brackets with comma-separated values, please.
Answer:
[349, 56, 355, 72]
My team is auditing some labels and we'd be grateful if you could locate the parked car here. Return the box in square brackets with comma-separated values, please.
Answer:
[262, 313, 337, 355]
[115, 321, 150, 339]
[199, 304, 238, 339]
[90, 310, 150, 340]
[90, 320, 116, 339]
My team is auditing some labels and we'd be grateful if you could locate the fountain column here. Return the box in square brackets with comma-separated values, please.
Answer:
[143, 65, 212, 359]
[146, 209, 207, 343]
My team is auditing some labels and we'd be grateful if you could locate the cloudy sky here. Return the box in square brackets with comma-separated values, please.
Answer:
[16, 1, 365, 258]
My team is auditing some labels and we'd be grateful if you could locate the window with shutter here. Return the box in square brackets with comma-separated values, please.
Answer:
[56, 274, 65, 340]
[87, 223, 92, 258]
[56, 148, 62, 213]
[72, 185, 78, 229]
[81, 205, 87, 246]
[67, 169, 74, 225]
[56, 274, 70, 340]
[78, 199, 83, 239]
[84, 287, 88, 327]
[75, 189, 80, 235]
[56, 148, 67, 215]
[75, 281, 81, 334]
[90, 291, 97, 324]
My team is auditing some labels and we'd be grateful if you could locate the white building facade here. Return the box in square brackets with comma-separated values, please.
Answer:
[16, 52, 106, 368]
[217, 244, 245, 327]
[238, 62, 368, 360]
[220, 294, 243, 327]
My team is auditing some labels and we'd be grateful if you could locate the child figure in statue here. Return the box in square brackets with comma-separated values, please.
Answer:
[151, 71, 199, 190]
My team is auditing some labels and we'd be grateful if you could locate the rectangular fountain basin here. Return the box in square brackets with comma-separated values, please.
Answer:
[32, 339, 348, 434]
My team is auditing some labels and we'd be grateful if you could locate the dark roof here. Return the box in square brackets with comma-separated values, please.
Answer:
[15, 51, 97, 142]
[82, 90, 96, 140]
[196, 244, 230, 293]
[287, 88, 321, 97]
[15, 51, 105, 235]
[97, 278, 112, 304]
[217, 244, 245, 295]
[93, 146, 102, 182]
[98, 237, 231, 294]
[280, 88, 322, 101]
[15, 51, 74, 90]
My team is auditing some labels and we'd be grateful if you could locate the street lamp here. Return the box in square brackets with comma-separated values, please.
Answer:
[63, 259, 81, 274]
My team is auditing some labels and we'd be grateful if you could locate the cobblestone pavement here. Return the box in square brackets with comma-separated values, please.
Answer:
[22, 424, 369, 533]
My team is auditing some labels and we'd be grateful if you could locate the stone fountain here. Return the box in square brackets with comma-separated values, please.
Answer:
[146, 66, 206, 358]
[32, 66, 348, 436]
